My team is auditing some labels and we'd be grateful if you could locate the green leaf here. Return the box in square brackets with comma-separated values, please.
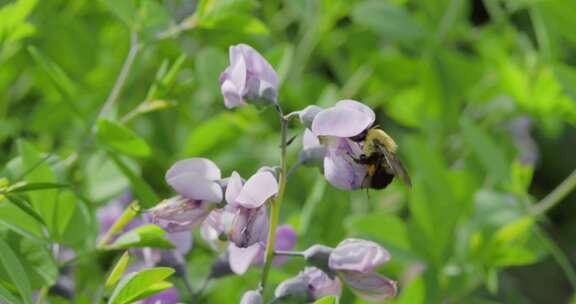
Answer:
[312, 295, 337, 304]
[99, 0, 137, 28]
[4, 194, 46, 226]
[97, 119, 151, 158]
[0, 282, 21, 304]
[3, 181, 67, 193]
[106, 224, 175, 250]
[0, 201, 44, 241]
[53, 190, 76, 239]
[16, 237, 58, 289]
[108, 267, 175, 304]
[493, 217, 533, 246]
[0, 238, 32, 304]
[27, 46, 76, 100]
[346, 213, 410, 251]
[105, 252, 130, 293]
[461, 119, 509, 183]
[18, 140, 59, 237]
[129, 281, 173, 302]
[107, 153, 159, 208]
[98, 202, 139, 248]
[351, 0, 423, 41]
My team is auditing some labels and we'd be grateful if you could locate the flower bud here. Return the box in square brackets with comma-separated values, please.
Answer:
[328, 239, 390, 273]
[303, 245, 334, 277]
[274, 275, 310, 302]
[274, 267, 341, 302]
[299, 129, 326, 169]
[339, 271, 397, 301]
[149, 196, 212, 232]
[302, 267, 342, 300]
[297, 105, 323, 129]
[240, 290, 263, 304]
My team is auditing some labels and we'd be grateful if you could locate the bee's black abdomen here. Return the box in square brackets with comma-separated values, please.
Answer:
[370, 168, 394, 190]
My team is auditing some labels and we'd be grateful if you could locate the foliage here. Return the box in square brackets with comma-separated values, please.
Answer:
[1, 0, 576, 303]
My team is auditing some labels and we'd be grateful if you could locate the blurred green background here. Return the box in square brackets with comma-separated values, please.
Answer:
[1, 0, 576, 303]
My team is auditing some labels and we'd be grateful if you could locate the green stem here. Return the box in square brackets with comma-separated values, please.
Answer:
[531, 168, 576, 216]
[274, 250, 304, 257]
[259, 115, 289, 293]
[534, 226, 576, 292]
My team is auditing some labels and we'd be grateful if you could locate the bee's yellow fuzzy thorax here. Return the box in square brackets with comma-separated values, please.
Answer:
[365, 128, 397, 154]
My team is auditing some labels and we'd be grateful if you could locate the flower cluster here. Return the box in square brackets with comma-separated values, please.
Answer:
[142, 43, 401, 303]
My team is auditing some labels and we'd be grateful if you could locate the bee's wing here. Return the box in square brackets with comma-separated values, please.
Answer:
[375, 142, 412, 188]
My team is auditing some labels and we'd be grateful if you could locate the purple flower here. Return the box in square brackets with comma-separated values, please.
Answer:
[274, 267, 341, 301]
[149, 196, 213, 232]
[328, 239, 397, 301]
[234, 171, 279, 209]
[140, 286, 180, 304]
[165, 158, 223, 203]
[302, 267, 342, 300]
[311, 100, 375, 138]
[254, 224, 297, 266]
[220, 44, 279, 109]
[302, 100, 376, 191]
[229, 205, 269, 248]
[339, 272, 397, 302]
[328, 239, 390, 273]
[322, 137, 367, 191]
[200, 206, 236, 251]
[227, 225, 298, 275]
[225, 171, 278, 248]
[298, 129, 326, 168]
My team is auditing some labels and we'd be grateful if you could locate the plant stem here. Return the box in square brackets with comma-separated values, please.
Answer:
[531, 168, 576, 216]
[274, 250, 304, 257]
[259, 113, 289, 293]
[92, 31, 140, 133]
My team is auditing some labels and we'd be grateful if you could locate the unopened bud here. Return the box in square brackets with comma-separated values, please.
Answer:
[303, 245, 334, 278]
[298, 105, 323, 129]
[240, 290, 263, 304]
[273, 275, 310, 302]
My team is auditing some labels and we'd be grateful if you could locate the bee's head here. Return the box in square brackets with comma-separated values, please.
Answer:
[349, 127, 371, 142]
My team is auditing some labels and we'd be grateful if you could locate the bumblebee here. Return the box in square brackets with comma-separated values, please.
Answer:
[353, 127, 411, 190]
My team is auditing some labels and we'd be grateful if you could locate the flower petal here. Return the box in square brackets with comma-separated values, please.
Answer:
[236, 44, 279, 88]
[323, 138, 367, 191]
[150, 196, 212, 232]
[329, 239, 390, 273]
[303, 267, 342, 300]
[166, 173, 223, 203]
[229, 206, 269, 248]
[340, 271, 397, 301]
[303, 128, 320, 149]
[165, 158, 221, 182]
[225, 171, 244, 205]
[221, 78, 246, 109]
[235, 171, 278, 208]
[336, 99, 375, 124]
[253, 224, 298, 266]
[228, 243, 262, 275]
[311, 104, 374, 138]
[240, 290, 263, 304]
